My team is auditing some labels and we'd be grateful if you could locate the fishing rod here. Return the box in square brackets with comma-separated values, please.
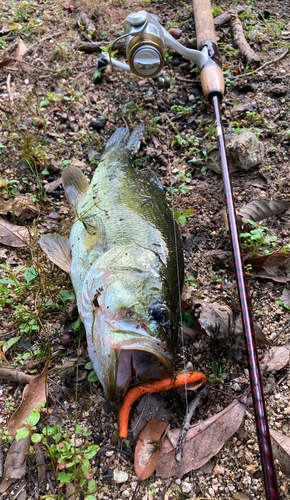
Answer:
[96, 5, 279, 498]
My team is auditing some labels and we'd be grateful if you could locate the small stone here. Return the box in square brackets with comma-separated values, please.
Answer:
[246, 464, 256, 474]
[181, 481, 192, 494]
[89, 118, 107, 131]
[122, 491, 130, 498]
[188, 94, 196, 101]
[233, 494, 250, 500]
[213, 464, 225, 475]
[113, 470, 128, 484]
[105, 450, 114, 457]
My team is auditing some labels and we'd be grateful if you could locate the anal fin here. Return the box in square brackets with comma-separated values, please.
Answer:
[62, 166, 89, 206]
[39, 234, 71, 273]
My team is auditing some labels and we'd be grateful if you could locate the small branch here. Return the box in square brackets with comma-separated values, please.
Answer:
[6, 73, 13, 108]
[214, 5, 248, 29]
[175, 384, 209, 462]
[0, 105, 13, 114]
[227, 47, 290, 80]
[271, 319, 290, 343]
[0, 367, 33, 384]
[230, 14, 260, 63]
[76, 41, 107, 53]
[210, 386, 253, 414]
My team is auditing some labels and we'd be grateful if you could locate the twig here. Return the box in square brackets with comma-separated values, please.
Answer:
[214, 5, 248, 29]
[0, 432, 3, 479]
[210, 385, 253, 414]
[176, 77, 200, 83]
[230, 14, 260, 63]
[0, 105, 13, 114]
[6, 73, 13, 108]
[23, 31, 63, 57]
[270, 319, 290, 342]
[175, 384, 209, 462]
[227, 47, 290, 80]
[0, 366, 33, 384]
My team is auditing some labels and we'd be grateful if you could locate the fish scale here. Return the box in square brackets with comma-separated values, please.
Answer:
[40, 125, 184, 400]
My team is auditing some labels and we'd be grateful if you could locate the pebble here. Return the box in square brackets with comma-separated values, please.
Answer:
[213, 464, 225, 475]
[105, 450, 114, 457]
[113, 470, 128, 484]
[122, 491, 130, 498]
[181, 481, 192, 494]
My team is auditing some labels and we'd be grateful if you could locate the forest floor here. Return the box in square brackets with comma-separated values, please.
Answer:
[0, 0, 290, 499]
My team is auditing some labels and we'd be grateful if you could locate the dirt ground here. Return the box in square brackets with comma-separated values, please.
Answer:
[0, 0, 290, 499]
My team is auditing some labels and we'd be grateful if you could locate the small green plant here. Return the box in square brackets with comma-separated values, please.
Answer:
[240, 220, 278, 257]
[184, 274, 197, 288]
[176, 172, 192, 194]
[85, 361, 99, 382]
[0, 336, 21, 364]
[173, 208, 197, 226]
[0, 178, 20, 195]
[209, 360, 229, 383]
[275, 300, 290, 311]
[16, 405, 99, 496]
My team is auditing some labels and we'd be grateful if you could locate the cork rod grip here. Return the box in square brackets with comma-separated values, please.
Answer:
[192, 0, 217, 48]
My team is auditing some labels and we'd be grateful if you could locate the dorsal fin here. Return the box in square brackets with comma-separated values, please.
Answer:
[62, 166, 89, 206]
[39, 234, 71, 273]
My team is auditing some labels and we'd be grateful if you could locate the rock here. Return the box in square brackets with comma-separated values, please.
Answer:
[89, 118, 107, 131]
[113, 470, 128, 484]
[47, 161, 61, 173]
[181, 481, 192, 493]
[122, 491, 130, 498]
[207, 132, 264, 174]
[87, 149, 99, 163]
[213, 464, 225, 475]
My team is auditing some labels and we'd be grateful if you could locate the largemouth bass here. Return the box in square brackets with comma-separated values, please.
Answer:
[40, 126, 184, 400]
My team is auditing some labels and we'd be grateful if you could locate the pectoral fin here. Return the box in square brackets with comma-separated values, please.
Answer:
[39, 234, 71, 273]
[62, 166, 89, 206]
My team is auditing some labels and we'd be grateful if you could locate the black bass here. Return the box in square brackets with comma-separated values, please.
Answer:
[40, 126, 184, 400]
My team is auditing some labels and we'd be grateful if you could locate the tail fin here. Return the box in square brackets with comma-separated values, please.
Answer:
[105, 124, 145, 154]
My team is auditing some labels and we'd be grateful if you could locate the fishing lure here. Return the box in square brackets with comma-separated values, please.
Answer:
[119, 371, 207, 439]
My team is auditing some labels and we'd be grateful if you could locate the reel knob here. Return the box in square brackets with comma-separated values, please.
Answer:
[130, 45, 164, 77]
[156, 75, 171, 90]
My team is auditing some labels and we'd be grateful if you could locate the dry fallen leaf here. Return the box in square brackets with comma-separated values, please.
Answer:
[134, 418, 168, 480]
[260, 346, 289, 372]
[131, 394, 171, 441]
[0, 59, 11, 69]
[270, 429, 290, 478]
[0, 435, 30, 493]
[0, 216, 30, 247]
[194, 300, 234, 340]
[280, 288, 290, 307]
[15, 39, 28, 60]
[237, 199, 290, 227]
[7, 365, 47, 438]
[34, 443, 46, 492]
[245, 252, 289, 274]
[156, 396, 246, 478]
[0, 367, 33, 384]
[0, 196, 39, 220]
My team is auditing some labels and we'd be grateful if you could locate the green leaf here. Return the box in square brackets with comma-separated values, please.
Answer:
[72, 317, 81, 330]
[179, 310, 193, 328]
[3, 336, 21, 353]
[87, 370, 98, 382]
[85, 496, 97, 500]
[57, 471, 72, 484]
[24, 267, 38, 283]
[87, 480, 96, 494]
[59, 290, 75, 305]
[85, 361, 93, 370]
[39, 99, 50, 108]
[27, 410, 40, 426]
[16, 427, 30, 440]
[31, 433, 42, 443]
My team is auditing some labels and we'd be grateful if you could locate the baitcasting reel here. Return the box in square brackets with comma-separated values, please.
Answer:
[95, 10, 224, 100]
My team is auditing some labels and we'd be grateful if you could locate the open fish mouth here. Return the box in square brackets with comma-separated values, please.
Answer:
[87, 314, 173, 401]
[107, 319, 173, 399]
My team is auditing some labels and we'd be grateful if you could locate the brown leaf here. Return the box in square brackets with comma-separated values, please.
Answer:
[7, 365, 47, 438]
[194, 300, 233, 340]
[0, 435, 31, 493]
[156, 397, 246, 478]
[15, 39, 28, 60]
[280, 288, 290, 307]
[0, 216, 30, 247]
[245, 252, 289, 273]
[0, 196, 39, 220]
[131, 395, 171, 441]
[260, 346, 289, 372]
[0, 59, 11, 69]
[134, 419, 168, 480]
[270, 429, 290, 478]
[33, 443, 46, 492]
[237, 200, 290, 227]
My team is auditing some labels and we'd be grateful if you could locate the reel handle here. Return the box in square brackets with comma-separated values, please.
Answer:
[192, 0, 225, 101]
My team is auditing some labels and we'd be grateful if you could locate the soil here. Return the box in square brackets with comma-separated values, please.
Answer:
[0, 1, 290, 499]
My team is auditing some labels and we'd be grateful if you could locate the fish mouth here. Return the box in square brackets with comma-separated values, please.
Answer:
[108, 319, 173, 400]
[88, 315, 173, 401]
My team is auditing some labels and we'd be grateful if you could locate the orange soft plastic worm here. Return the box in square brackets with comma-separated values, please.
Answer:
[119, 371, 207, 439]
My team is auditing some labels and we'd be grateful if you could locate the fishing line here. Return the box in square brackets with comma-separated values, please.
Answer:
[157, 87, 189, 417]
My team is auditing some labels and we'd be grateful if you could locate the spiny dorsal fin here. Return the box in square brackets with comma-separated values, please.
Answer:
[39, 234, 71, 273]
[62, 166, 89, 207]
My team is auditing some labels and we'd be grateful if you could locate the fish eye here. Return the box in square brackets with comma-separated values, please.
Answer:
[149, 304, 169, 323]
